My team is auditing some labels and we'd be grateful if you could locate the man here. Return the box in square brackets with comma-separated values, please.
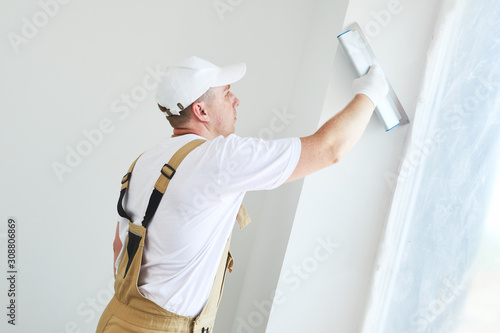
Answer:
[97, 56, 388, 332]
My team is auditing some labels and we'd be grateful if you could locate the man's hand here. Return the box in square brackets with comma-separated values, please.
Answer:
[352, 64, 389, 108]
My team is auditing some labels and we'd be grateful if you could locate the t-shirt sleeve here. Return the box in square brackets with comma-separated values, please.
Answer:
[208, 135, 301, 195]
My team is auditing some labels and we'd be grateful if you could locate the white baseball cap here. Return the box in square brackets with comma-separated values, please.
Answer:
[156, 56, 246, 116]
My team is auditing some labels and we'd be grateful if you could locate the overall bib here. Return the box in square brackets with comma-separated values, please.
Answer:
[96, 139, 250, 333]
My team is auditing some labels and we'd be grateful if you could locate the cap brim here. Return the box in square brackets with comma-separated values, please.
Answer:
[212, 63, 246, 87]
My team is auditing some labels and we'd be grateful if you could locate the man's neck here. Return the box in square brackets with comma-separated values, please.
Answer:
[172, 127, 212, 139]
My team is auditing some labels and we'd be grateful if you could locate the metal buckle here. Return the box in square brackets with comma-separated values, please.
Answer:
[121, 172, 131, 184]
[161, 164, 176, 179]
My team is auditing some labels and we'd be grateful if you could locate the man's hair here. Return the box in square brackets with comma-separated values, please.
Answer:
[159, 88, 214, 129]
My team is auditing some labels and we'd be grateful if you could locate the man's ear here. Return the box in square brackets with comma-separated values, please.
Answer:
[192, 101, 209, 122]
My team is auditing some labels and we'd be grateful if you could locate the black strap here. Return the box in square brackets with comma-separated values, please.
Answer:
[116, 139, 206, 227]
[123, 230, 142, 278]
[116, 157, 141, 221]
[118, 171, 170, 228]
[141, 189, 163, 229]
[117, 188, 132, 220]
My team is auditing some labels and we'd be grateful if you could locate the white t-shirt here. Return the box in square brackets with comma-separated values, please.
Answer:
[115, 133, 301, 317]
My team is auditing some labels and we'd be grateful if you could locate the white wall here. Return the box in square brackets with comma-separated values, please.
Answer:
[0, 1, 348, 332]
[266, 0, 442, 332]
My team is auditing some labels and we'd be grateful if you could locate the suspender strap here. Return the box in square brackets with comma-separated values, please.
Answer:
[141, 139, 206, 228]
[193, 207, 250, 332]
[112, 139, 252, 332]
[117, 139, 252, 230]
[117, 139, 205, 224]
[117, 155, 142, 220]
[192, 235, 233, 333]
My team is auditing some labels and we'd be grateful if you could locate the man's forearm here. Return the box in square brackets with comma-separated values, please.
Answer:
[318, 93, 375, 163]
[287, 94, 375, 183]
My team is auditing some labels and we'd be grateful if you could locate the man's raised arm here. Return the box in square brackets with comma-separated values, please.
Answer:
[287, 65, 389, 183]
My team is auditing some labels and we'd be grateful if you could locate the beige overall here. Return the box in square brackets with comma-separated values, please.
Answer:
[96, 139, 250, 333]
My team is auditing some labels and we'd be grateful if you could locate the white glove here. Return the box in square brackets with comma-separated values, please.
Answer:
[352, 64, 389, 107]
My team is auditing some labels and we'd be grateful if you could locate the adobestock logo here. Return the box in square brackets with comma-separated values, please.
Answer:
[410, 277, 466, 332]
[51, 65, 163, 182]
[363, 0, 404, 38]
[7, 0, 73, 53]
[385, 66, 500, 191]
[235, 235, 339, 333]
[213, 0, 244, 22]
[384, 131, 443, 190]
[58, 278, 115, 333]
[443, 70, 500, 129]
[257, 107, 296, 141]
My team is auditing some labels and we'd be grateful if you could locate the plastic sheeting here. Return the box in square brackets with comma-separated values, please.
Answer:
[362, 0, 500, 332]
